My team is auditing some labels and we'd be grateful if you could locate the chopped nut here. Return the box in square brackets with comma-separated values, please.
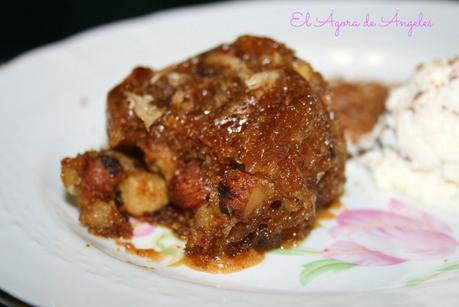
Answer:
[218, 170, 271, 217]
[120, 171, 169, 216]
[61, 161, 80, 195]
[292, 60, 314, 81]
[171, 90, 194, 113]
[169, 163, 209, 209]
[125, 92, 164, 129]
[79, 153, 124, 196]
[79, 200, 124, 232]
[205, 53, 251, 80]
[142, 143, 177, 182]
[167, 72, 188, 87]
[245, 71, 280, 90]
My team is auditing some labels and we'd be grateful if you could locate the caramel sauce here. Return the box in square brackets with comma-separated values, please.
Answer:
[280, 236, 306, 249]
[117, 241, 167, 262]
[314, 201, 342, 228]
[316, 210, 336, 221]
[117, 201, 342, 272]
[117, 241, 264, 273]
[183, 250, 264, 273]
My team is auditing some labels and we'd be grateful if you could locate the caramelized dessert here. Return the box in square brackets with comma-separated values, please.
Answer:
[61, 35, 346, 268]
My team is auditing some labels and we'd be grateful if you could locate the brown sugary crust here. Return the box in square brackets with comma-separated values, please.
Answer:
[61, 151, 133, 238]
[61, 35, 346, 264]
[331, 81, 388, 142]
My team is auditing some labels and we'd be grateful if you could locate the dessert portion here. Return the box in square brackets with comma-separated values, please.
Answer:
[330, 81, 388, 156]
[61, 35, 346, 266]
[363, 57, 459, 210]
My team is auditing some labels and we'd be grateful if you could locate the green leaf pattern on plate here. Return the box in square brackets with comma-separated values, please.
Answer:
[155, 231, 184, 258]
[300, 259, 355, 286]
[406, 261, 459, 287]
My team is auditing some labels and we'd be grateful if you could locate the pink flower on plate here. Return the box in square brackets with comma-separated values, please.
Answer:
[322, 199, 458, 266]
[129, 217, 155, 237]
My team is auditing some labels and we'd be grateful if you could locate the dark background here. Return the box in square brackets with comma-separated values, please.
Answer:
[2, 0, 458, 64]
[0, 0, 222, 63]
[0, 0, 457, 63]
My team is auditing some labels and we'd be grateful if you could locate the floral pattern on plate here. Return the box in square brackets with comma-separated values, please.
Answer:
[127, 199, 459, 287]
[129, 218, 185, 259]
[274, 199, 459, 286]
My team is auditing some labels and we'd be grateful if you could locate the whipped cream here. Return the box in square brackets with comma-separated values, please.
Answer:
[363, 57, 459, 210]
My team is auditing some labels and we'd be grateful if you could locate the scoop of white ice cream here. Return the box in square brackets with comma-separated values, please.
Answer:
[364, 57, 459, 210]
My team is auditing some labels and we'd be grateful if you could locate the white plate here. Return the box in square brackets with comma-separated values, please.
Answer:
[1, 1, 459, 306]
